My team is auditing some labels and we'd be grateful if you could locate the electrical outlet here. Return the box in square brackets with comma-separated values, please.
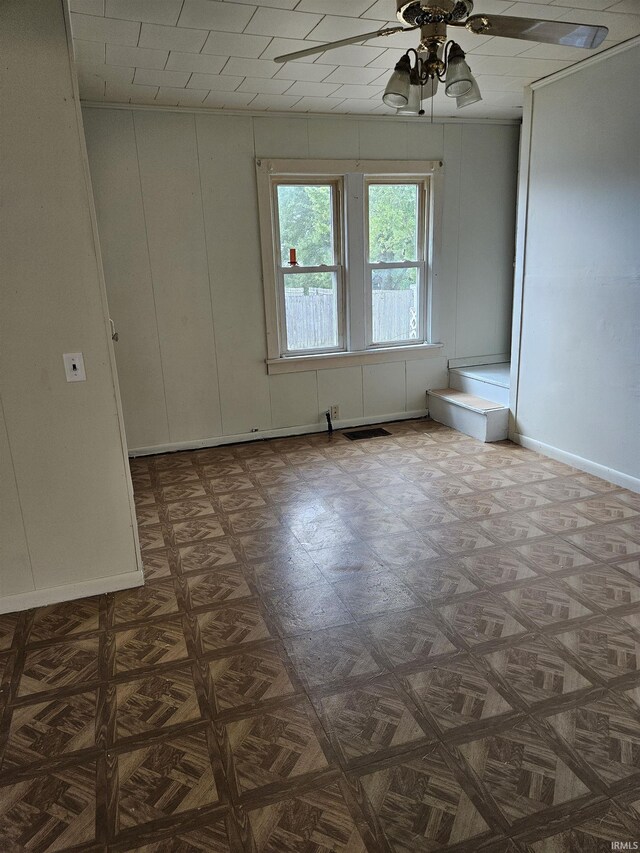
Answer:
[329, 405, 339, 420]
[63, 352, 86, 382]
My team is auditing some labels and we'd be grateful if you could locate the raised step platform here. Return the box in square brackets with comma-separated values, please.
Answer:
[450, 362, 510, 405]
[428, 388, 509, 442]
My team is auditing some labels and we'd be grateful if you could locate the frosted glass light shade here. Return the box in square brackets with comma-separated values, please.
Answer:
[457, 75, 482, 108]
[397, 83, 421, 114]
[383, 55, 411, 107]
[445, 54, 472, 97]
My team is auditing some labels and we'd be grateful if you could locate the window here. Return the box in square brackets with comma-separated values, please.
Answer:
[257, 159, 442, 371]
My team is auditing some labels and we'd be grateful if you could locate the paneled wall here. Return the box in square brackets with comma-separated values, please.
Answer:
[83, 108, 519, 453]
[0, 0, 141, 611]
[511, 41, 640, 489]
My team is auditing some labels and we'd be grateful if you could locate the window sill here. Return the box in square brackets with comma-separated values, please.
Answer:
[266, 343, 444, 375]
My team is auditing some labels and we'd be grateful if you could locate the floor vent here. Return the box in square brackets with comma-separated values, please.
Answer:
[343, 427, 391, 441]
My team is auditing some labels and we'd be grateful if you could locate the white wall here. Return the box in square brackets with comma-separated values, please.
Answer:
[0, 0, 142, 612]
[83, 107, 519, 453]
[511, 41, 640, 489]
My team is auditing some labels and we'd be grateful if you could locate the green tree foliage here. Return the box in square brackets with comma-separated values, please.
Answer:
[277, 182, 419, 291]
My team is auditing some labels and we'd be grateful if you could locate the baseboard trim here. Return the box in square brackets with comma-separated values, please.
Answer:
[512, 433, 640, 494]
[129, 410, 429, 457]
[0, 570, 144, 615]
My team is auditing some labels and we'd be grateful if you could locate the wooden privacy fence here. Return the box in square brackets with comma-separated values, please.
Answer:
[285, 288, 417, 350]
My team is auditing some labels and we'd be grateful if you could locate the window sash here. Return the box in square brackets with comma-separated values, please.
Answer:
[364, 178, 429, 349]
[272, 178, 345, 355]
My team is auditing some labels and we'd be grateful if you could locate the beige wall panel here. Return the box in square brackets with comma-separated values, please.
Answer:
[196, 114, 272, 436]
[456, 124, 518, 358]
[134, 111, 222, 442]
[317, 366, 364, 421]
[253, 116, 310, 158]
[83, 108, 170, 450]
[406, 357, 448, 412]
[0, 0, 139, 599]
[269, 372, 319, 428]
[0, 403, 34, 597]
[363, 362, 406, 416]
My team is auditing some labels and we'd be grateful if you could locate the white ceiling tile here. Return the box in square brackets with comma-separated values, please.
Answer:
[306, 15, 387, 42]
[105, 0, 182, 25]
[468, 53, 572, 75]
[515, 41, 597, 58]
[460, 0, 514, 12]
[77, 62, 134, 85]
[187, 74, 243, 90]
[260, 37, 326, 63]
[104, 82, 159, 103]
[139, 22, 208, 52]
[336, 98, 383, 113]
[221, 57, 281, 77]
[177, 1, 256, 32]
[69, 0, 104, 15]
[550, 0, 612, 7]
[298, 0, 375, 15]
[70, 13, 140, 46]
[73, 39, 106, 64]
[155, 87, 210, 105]
[284, 80, 342, 96]
[330, 83, 383, 99]
[78, 76, 105, 100]
[290, 95, 346, 111]
[502, 2, 565, 16]
[238, 76, 294, 94]
[361, 0, 401, 19]
[274, 61, 336, 81]
[554, 8, 640, 38]
[106, 45, 169, 69]
[312, 44, 386, 65]
[166, 52, 227, 74]
[363, 46, 405, 68]
[133, 67, 190, 87]
[223, 0, 297, 8]
[244, 7, 323, 39]
[605, 0, 640, 12]
[202, 31, 271, 58]
[322, 65, 383, 84]
[468, 36, 538, 55]
[476, 73, 535, 90]
[249, 94, 303, 109]
[202, 91, 257, 108]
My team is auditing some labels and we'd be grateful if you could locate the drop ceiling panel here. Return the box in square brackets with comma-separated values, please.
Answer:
[70, 0, 640, 120]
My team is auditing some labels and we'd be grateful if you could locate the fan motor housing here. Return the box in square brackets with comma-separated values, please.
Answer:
[396, 0, 473, 25]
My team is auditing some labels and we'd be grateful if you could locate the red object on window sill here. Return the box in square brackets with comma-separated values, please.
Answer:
[288, 247, 298, 266]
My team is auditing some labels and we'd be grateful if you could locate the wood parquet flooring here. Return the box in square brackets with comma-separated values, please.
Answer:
[1, 419, 640, 850]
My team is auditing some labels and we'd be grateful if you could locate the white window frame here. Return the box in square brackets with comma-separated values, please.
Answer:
[273, 177, 345, 356]
[365, 176, 429, 349]
[256, 158, 443, 374]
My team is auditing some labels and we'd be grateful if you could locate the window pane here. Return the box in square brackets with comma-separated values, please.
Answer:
[277, 184, 334, 267]
[284, 272, 339, 351]
[371, 267, 419, 344]
[368, 183, 419, 263]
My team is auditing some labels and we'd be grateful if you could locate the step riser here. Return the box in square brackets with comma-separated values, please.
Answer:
[449, 372, 510, 405]
[428, 394, 509, 443]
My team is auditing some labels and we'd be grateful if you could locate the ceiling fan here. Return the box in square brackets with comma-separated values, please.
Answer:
[274, 1, 608, 113]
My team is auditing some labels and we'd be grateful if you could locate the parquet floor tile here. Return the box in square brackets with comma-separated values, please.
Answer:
[1, 420, 639, 850]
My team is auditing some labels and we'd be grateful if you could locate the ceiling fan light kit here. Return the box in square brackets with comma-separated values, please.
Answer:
[273, 1, 608, 118]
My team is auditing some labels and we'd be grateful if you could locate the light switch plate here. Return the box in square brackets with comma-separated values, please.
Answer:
[63, 352, 86, 382]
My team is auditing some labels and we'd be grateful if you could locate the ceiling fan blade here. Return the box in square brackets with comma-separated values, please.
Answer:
[465, 14, 608, 48]
[273, 26, 416, 63]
